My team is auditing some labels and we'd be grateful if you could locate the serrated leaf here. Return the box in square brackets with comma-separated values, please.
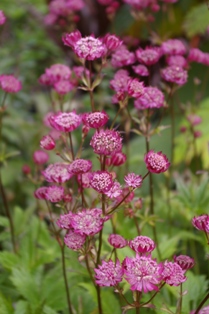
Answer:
[0, 292, 14, 314]
[183, 4, 209, 37]
[0, 252, 20, 271]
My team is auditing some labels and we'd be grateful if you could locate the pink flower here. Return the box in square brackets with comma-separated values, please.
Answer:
[57, 212, 73, 229]
[192, 215, 209, 233]
[166, 55, 187, 68]
[42, 163, 73, 183]
[0, 75, 22, 93]
[82, 111, 109, 128]
[108, 234, 127, 248]
[62, 30, 82, 48]
[161, 66, 188, 85]
[193, 130, 202, 138]
[90, 129, 122, 156]
[134, 86, 165, 110]
[70, 208, 107, 236]
[45, 64, 71, 85]
[162, 261, 186, 286]
[123, 254, 162, 292]
[127, 78, 145, 98]
[45, 186, 65, 203]
[188, 48, 209, 66]
[90, 171, 113, 193]
[124, 173, 142, 188]
[102, 34, 123, 51]
[132, 64, 149, 76]
[33, 150, 49, 165]
[49, 111, 81, 132]
[111, 45, 135, 67]
[174, 255, 195, 271]
[190, 305, 209, 314]
[54, 80, 74, 95]
[105, 181, 122, 198]
[129, 236, 155, 254]
[40, 135, 56, 150]
[68, 159, 92, 175]
[110, 151, 127, 166]
[0, 10, 6, 25]
[34, 187, 48, 200]
[110, 69, 130, 93]
[77, 172, 91, 188]
[122, 0, 158, 10]
[73, 36, 107, 60]
[64, 229, 86, 251]
[95, 259, 124, 287]
[22, 164, 31, 175]
[161, 39, 186, 55]
[135, 47, 161, 66]
[187, 114, 202, 126]
[144, 150, 170, 173]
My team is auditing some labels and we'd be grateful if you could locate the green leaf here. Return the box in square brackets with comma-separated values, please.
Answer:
[0, 252, 20, 271]
[183, 4, 209, 37]
[0, 216, 9, 227]
[0, 292, 14, 314]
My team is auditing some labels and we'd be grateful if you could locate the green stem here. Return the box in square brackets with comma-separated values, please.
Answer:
[0, 170, 17, 253]
[176, 283, 183, 314]
[194, 291, 209, 314]
[69, 133, 75, 160]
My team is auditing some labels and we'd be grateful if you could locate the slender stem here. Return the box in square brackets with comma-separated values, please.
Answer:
[96, 284, 103, 314]
[96, 228, 103, 266]
[110, 107, 122, 129]
[176, 283, 183, 314]
[0, 170, 17, 253]
[194, 291, 209, 314]
[141, 282, 166, 306]
[69, 133, 75, 160]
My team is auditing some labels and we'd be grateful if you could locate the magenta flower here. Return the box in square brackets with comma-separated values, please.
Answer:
[77, 172, 92, 188]
[64, 229, 86, 251]
[161, 66, 188, 85]
[90, 129, 122, 156]
[134, 86, 165, 110]
[129, 236, 155, 254]
[90, 171, 113, 193]
[161, 39, 186, 55]
[68, 159, 92, 175]
[45, 64, 72, 85]
[187, 114, 202, 126]
[144, 150, 170, 173]
[162, 261, 186, 286]
[105, 181, 122, 199]
[110, 69, 130, 92]
[174, 255, 195, 271]
[33, 150, 49, 165]
[56, 212, 73, 229]
[132, 64, 149, 77]
[42, 163, 73, 183]
[49, 111, 81, 132]
[123, 254, 162, 293]
[40, 135, 55, 150]
[124, 173, 142, 189]
[54, 80, 74, 95]
[34, 187, 48, 200]
[188, 48, 209, 66]
[166, 55, 187, 68]
[73, 36, 107, 60]
[45, 186, 65, 203]
[0, 10, 6, 25]
[111, 45, 135, 67]
[102, 34, 122, 51]
[136, 47, 161, 66]
[108, 234, 127, 248]
[82, 111, 109, 128]
[110, 151, 127, 166]
[0, 75, 22, 93]
[70, 208, 107, 236]
[62, 30, 82, 48]
[95, 259, 124, 286]
[192, 215, 209, 233]
[127, 78, 145, 98]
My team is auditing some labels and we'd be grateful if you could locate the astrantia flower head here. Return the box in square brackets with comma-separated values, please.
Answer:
[42, 163, 73, 183]
[127, 78, 145, 98]
[104, 181, 122, 199]
[62, 30, 82, 48]
[82, 111, 109, 128]
[68, 159, 92, 175]
[145, 150, 170, 173]
[95, 259, 123, 287]
[123, 254, 162, 293]
[45, 64, 71, 85]
[34, 187, 48, 200]
[129, 236, 155, 254]
[166, 55, 187, 68]
[136, 47, 161, 66]
[0, 75, 22, 93]
[102, 34, 123, 51]
[49, 111, 81, 132]
[73, 36, 107, 60]
[108, 234, 127, 248]
[188, 48, 209, 66]
[110, 69, 130, 93]
[45, 186, 65, 203]
[64, 229, 86, 251]
[132, 64, 149, 76]
[77, 172, 91, 188]
[192, 215, 209, 233]
[110, 151, 127, 166]
[56, 212, 73, 229]
[70, 208, 107, 236]
[33, 150, 49, 165]
[90, 171, 113, 193]
[162, 261, 186, 286]
[40, 135, 56, 150]
[111, 45, 135, 67]
[90, 129, 122, 156]
[0, 10, 6, 25]
[124, 173, 143, 189]
[161, 39, 186, 55]
[187, 114, 202, 126]
[174, 255, 195, 271]
[54, 80, 74, 95]
[161, 66, 188, 85]
[134, 86, 165, 110]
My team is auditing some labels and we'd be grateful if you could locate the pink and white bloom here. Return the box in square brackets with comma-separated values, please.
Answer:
[124, 173, 143, 188]
[64, 229, 86, 251]
[166, 55, 187, 68]
[108, 234, 127, 248]
[132, 64, 149, 76]
[40, 135, 56, 150]
[161, 66, 188, 85]
[110, 151, 127, 166]
[90, 171, 113, 193]
[111, 45, 135, 67]
[174, 255, 195, 271]
[45, 64, 71, 85]
[82, 111, 109, 128]
[129, 236, 155, 254]
[0, 75, 22, 93]
[57, 212, 73, 229]
[102, 34, 123, 51]
[54, 80, 74, 95]
[62, 30, 82, 48]
[162, 261, 186, 286]
[45, 186, 65, 203]
[104, 181, 122, 198]
[192, 215, 209, 233]
[49, 111, 81, 132]
[127, 78, 145, 98]
[68, 159, 92, 175]
[42, 163, 73, 183]
[34, 187, 48, 200]
[161, 39, 186, 55]
[90, 129, 123, 156]
[188, 48, 209, 66]
[95, 259, 124, 286]
[33, 150, 49, 165]
[73, 36, 107, 60]
[134, 86, 165, 110]
[135, 47, 161, 65]
[123, 254, 162, 292]
[145, 150, 170, 173]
